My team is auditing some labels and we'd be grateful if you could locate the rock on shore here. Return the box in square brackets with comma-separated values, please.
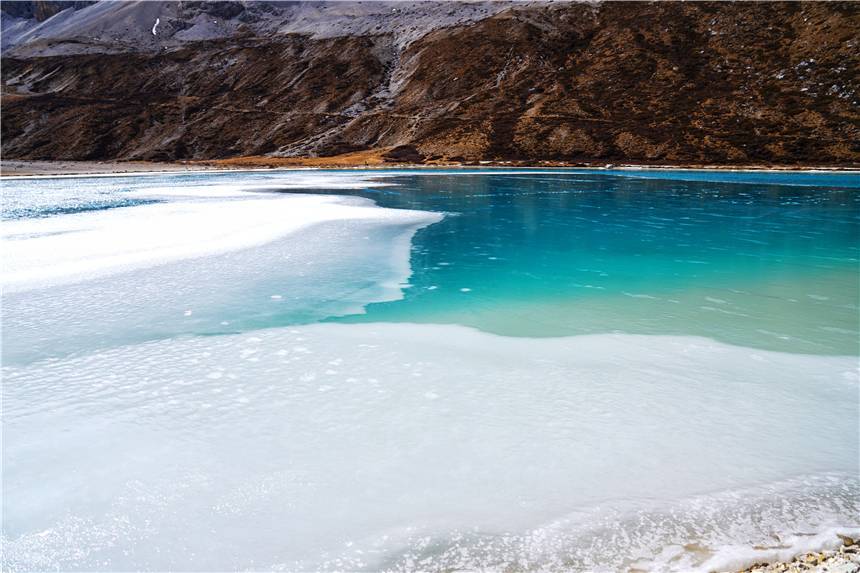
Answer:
[739, 537, 860, 573]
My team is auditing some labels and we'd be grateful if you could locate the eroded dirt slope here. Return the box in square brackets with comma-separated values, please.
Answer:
[2, 1, 858, 165]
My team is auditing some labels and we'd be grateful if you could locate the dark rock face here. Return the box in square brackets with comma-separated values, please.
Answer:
[2, 1, 858, 165]
[178, 1, 246, 21]
[383, 145, 425, 163]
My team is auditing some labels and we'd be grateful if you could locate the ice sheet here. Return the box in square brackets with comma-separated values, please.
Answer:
[3, 323, 857, 571]
[2, 193, 439, 293]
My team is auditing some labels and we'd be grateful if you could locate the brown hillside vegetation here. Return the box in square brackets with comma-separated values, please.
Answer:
[2, 1, 858, 166]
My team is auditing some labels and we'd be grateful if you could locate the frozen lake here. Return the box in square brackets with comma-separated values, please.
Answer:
[2, 168, 858, 571]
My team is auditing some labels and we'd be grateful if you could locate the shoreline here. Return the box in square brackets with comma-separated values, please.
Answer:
[2, 158, 859, 178]
[739, 535, 859, 573]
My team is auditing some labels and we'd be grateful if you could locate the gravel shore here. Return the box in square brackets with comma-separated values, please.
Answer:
[3, 158, 858, 178]
[0, 160, 217, 177]
[739, 536, 859, 573]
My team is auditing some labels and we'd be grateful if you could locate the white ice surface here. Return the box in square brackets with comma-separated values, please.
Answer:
[3, 205, 438, 364]
[2, 192, 437, 293]
[3, 324, 858, 571]
[2, 174, 442, 363]
[124, 172, 401, 198]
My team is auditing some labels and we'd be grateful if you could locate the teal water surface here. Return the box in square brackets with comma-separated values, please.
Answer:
[320, 170, 860, 355]
[3, 168, 858, 357]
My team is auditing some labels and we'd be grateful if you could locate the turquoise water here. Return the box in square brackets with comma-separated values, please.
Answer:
[324, 171, 860, 354]
[3, 169, 859, 357]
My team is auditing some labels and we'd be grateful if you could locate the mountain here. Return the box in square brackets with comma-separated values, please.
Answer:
[2, 0, 858, 165]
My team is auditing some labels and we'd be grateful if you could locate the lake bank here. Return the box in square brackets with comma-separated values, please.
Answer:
[3, 157, 859, 178]
[739, 536, 859, 573]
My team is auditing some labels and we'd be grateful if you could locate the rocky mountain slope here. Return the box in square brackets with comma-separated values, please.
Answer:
[2, 1, 858, 165]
